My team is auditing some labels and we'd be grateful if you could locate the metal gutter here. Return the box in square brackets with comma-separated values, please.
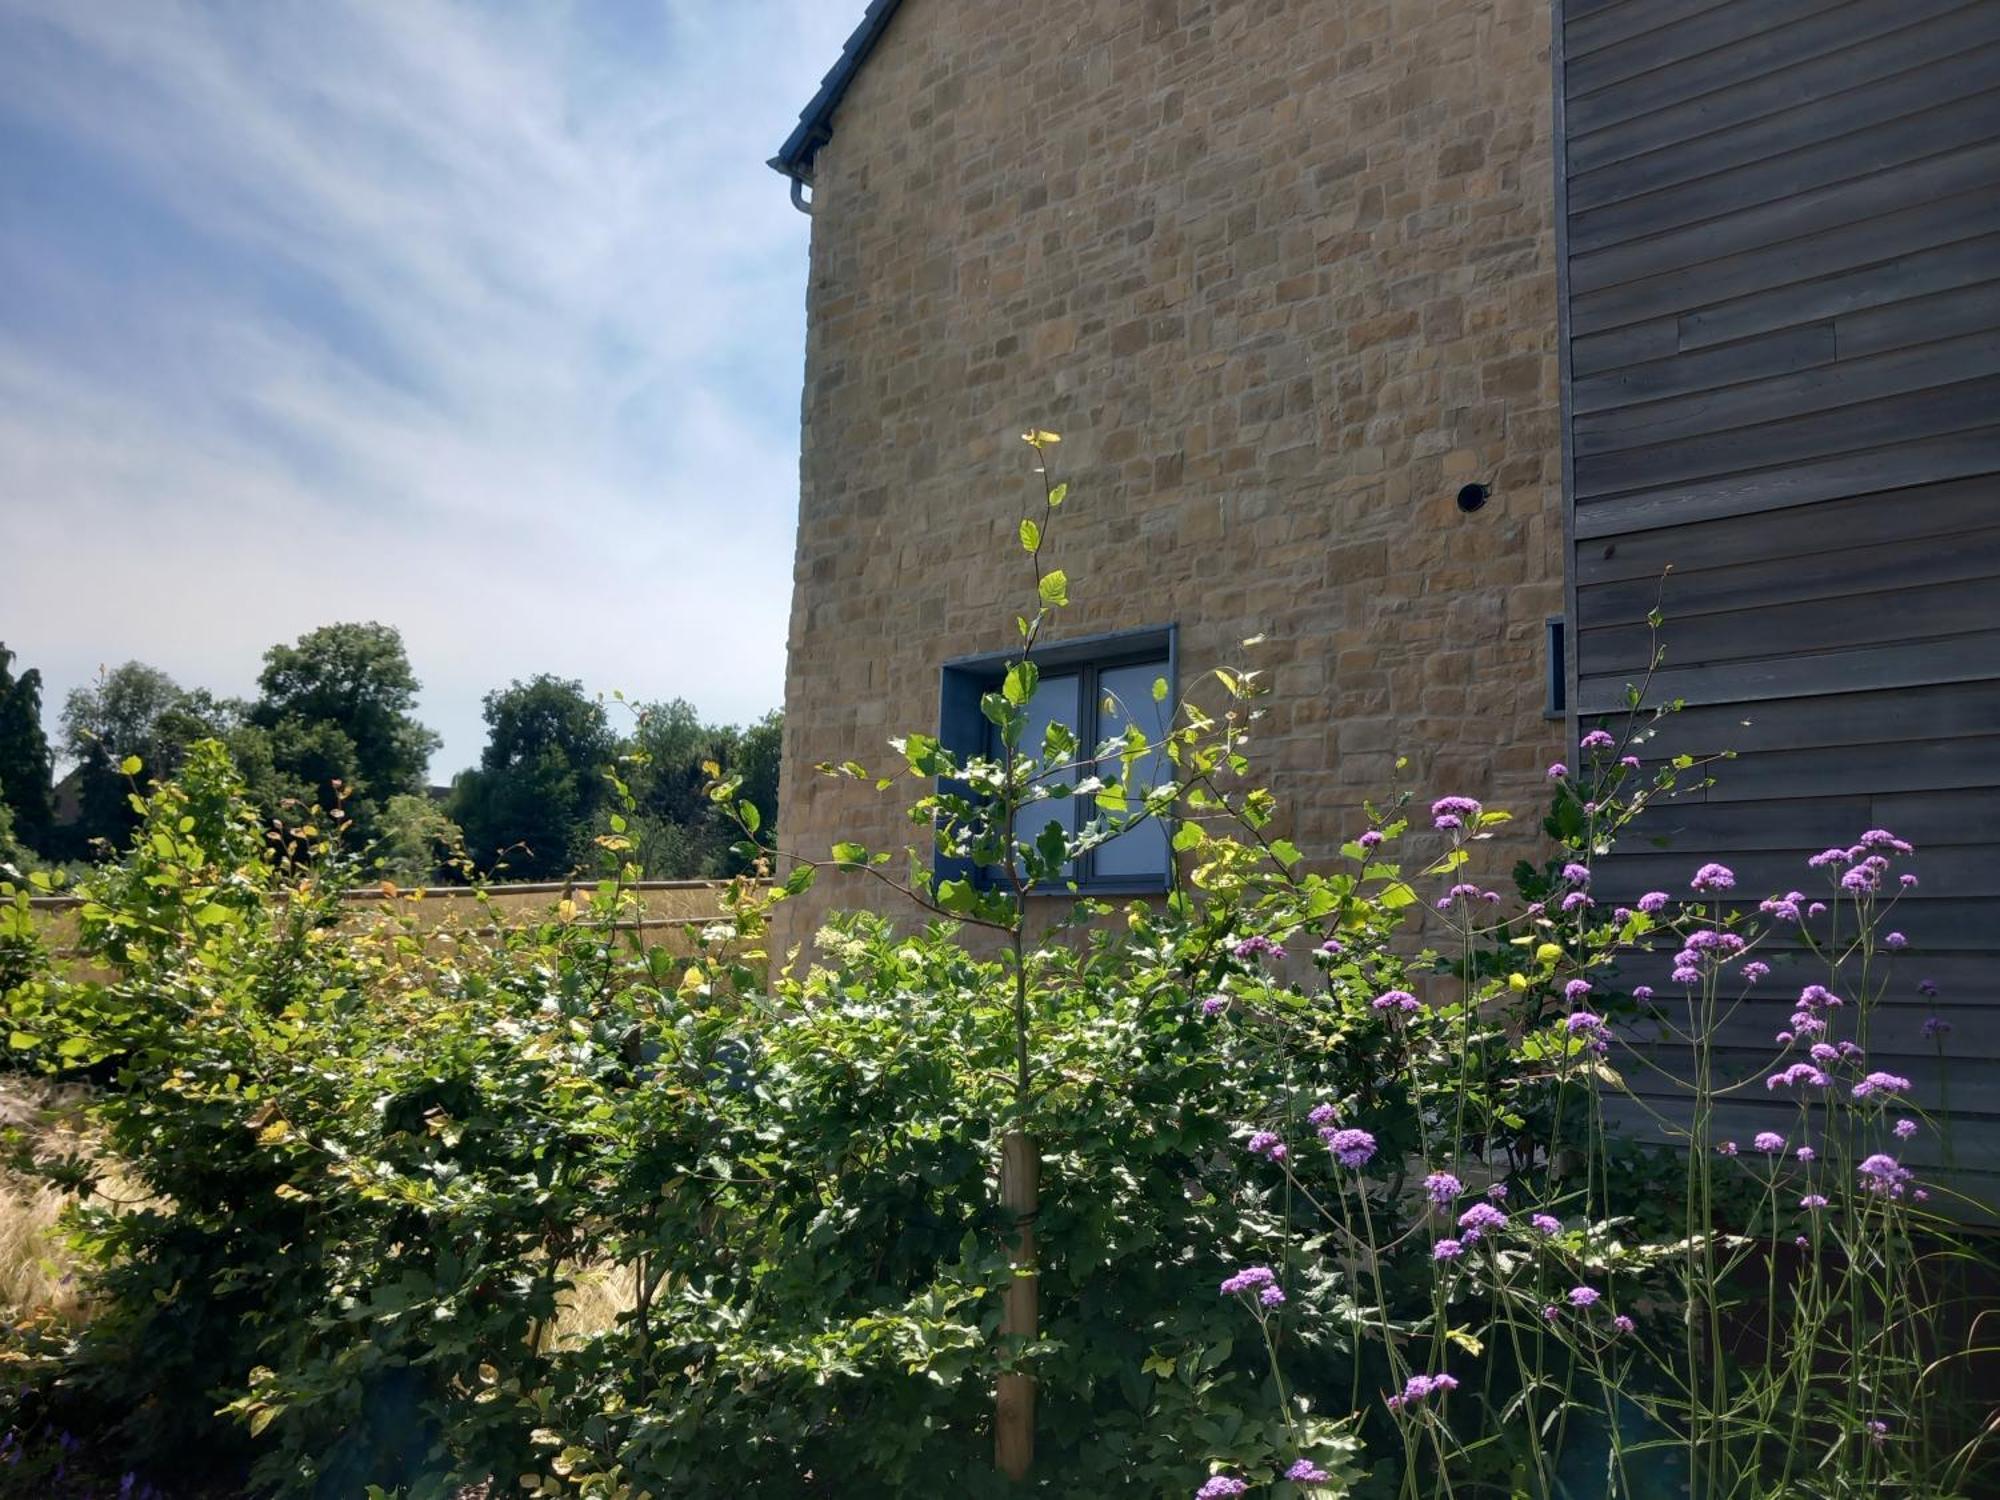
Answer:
[767, 0, 907, 211]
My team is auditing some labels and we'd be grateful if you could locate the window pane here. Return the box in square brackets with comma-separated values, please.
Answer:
[1092, 660, 1171, 880]
[993, 673, 1082, 880]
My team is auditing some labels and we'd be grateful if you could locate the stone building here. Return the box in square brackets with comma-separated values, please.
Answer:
[769, 1, 2000, 1192]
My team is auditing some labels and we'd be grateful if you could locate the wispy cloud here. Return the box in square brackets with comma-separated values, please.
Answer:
[0, 0, 854, 773]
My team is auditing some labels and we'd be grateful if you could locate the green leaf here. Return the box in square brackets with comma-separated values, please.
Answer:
[1038, 570, 1068, 607]
[737, 800, 761, 834]
[9, 1032, 39, 1050]
[782, 863, 818, 896]
[1269, 839, 1301, 868]
[1003, 660, 1040, 707]
[1047, 481, 1068, 507]
[1151, 675, 1168, 703]
[830, 842, 868, 869]
[1019, 519, 1041, 552]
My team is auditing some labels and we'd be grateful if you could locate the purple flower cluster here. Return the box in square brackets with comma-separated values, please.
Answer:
[1800, 1194, 1829, 1210]
[1568, 1285, 1600, 1308]
[1579, 729, 1616, 753]
[1690, 862, 1736, 894]
[1547, 762, 1567, 780]
[1285, 1459, 1331, 1483]
[1760, 890, 1805, 922]
[1386, 1371, 1460, 1411]
[1372, 989, 1420, 1013]
[1531, 1213, 1562, 1235]
[1432, 1238, 1465, 1262]
[1424, 1171, 1464, 1207]
[1430, 796, 1482, 832]
[1767, 1063, 1831, 1092]
[1672, 928, 1746, 985]
[1314, 937, 1344, 959]
[1753, 1131, 1785, 1154]
[1457, 1202, 1507, 1242]
[1438, 882, 1500, 910]
[1894, 1117, 1919, 1140]
[1219, 1265, 1278, 1297]
[1858, 1153, 1913, 1198]
[1637, 890, 1669, 914]
[1199, 994, 1229, 1017]
[1322, 1127, 1377, 1168]
[1196, 1478, 1248, 1500]
[1231, 935, 1286, 963]
[1245, 1130, 1288, 1162]
[1851, 1071, 1911, 1102]
[1561, 862, 1591, 885]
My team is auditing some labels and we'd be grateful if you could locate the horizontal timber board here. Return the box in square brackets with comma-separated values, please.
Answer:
[1570, 152, 2000, 304]
[1566, 0, 1973, 137]
[1564, 5, 2000, 177]
[1576, 633, 2000, 712]
[1571, 324, 1836, 416]
[1579, 522, 2000, 624]
[1574, 476, 1998, 586]
[1573, 431, 2000, 539]
[1569, 88, 2000, 257]
[1580, 575, 2000, 675]
[1681, 232, 2000, 351]
[1838, 276, 2000, 360]
[1593, 791, 2000, 855]
[1594, 845, 2000, 899]
[1628, 681, 2000, 757]
[1574, 379, 2000, 498]
[1573, 332, 2000, 459]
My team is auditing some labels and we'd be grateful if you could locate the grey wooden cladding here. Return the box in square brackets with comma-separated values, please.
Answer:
[1554, 0, 2000, 1187]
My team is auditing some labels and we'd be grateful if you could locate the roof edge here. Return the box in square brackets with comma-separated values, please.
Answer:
[768, 0, 906, 183]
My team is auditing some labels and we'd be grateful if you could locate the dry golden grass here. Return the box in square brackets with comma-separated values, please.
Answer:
[0, 1075, 143, 1328]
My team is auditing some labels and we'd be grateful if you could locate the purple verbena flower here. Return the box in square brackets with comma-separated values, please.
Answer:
[1246, 1130, 1288, 1162]
[1894, 1117, 1918, 1140]
[1358, 829, 1384, 849]
[1923, 1014, 1950, 1037]
[1851, 1071, 1912, 1102]
[1568, 1286, 1601, 1308]
[1637, 891, 1669, 914]
[1857, 1153, 1913, 1198]
[1457, 1203, 1507, 1240]
[1795, 1146, 1816, 1163]
[1742, 962, 1770, 983]
[1564, 978, 1592, 1002]
[1286, 1459, 1331, 1483]
[1691, 863, 1736, 894]
[1715, 1140, 1738, 1157]
[1767, 1063, 1831, 1091]
[1531, 1213, 1562, 1234]
[1561, 891, 1592, 912]
[1433, 1237, 1465, 1262]
[1430, 796, 1482, 832]
[1200, 994, 1229, 1017]
[1259, 1283, 1286, 1307]
[1800, 1194, 1829, 1210]
[1547, 762, 1567, 780]
[1753, 1132, 1785, 1154]
[1561, 862, 1591, 885]
[1308, 1102, 1336, 1127]
[1219, 1265, 1277, 1296]
[1323, 1128, 1377, 1168]
[1373, 989, 1420, 1013]
[1884, 931, 1907, 950]
[1580, 729, 1616, 753]
[1424, 1171, 1464, 1207]
[1232, 935, 1286, 962]
[1633, 985, 1654, 1001]
[1196, 1478, 1249, 1500]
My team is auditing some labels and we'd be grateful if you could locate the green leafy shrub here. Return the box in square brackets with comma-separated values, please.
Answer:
[0, 438, 1989, 1500]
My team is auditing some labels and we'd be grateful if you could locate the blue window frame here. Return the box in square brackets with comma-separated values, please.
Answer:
[937, 625, 1177, 894]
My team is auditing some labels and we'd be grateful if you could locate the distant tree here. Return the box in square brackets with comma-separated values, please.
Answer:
[59, 662, 215, 851]
[375, 793, 465, 886]
[623, 702, 781, 878]
[448, 676, 614, 881]
[0, 645, 55, 855]
[252, 623, 439, 839]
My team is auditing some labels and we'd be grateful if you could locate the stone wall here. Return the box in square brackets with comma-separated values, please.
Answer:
[775, 0, 1565, 956]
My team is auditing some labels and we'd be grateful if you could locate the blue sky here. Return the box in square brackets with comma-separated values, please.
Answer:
[0, 0, 858, 776]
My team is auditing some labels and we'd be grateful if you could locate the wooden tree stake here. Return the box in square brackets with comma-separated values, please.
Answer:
[996, 1129, 1038, 1479]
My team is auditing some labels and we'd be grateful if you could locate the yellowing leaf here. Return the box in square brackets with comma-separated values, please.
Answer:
[119, 755, 143, 776]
